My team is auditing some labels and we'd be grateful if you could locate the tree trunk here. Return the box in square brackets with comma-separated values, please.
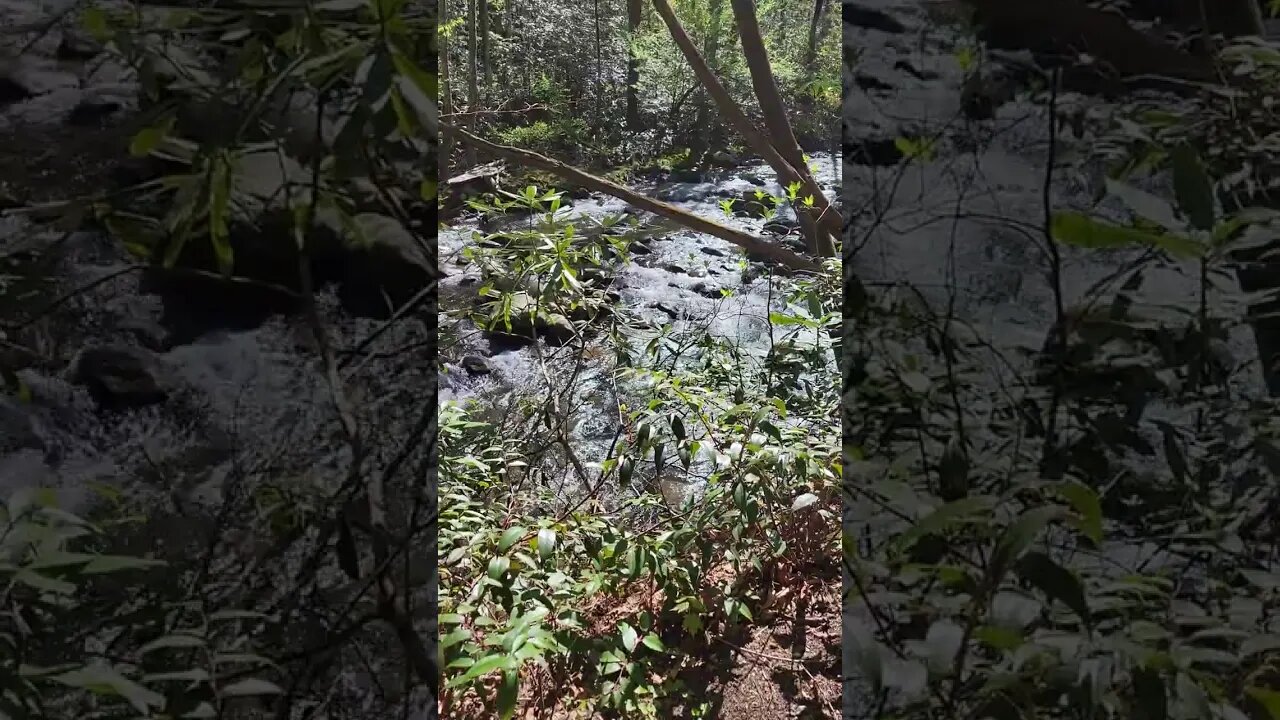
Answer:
[626, 0, 643, 130]
[466, 0, 480, 166]
[443, 122, 823, 271]
[594, 0, 603, 125]
[691, 0, 725, 161]
[441, 0, 455, 179]
[804, 0, 826, 68]
[649, 0, 843, 252]
[730, 0, 834, 256]
[1196, 0, 1264, 38]
[478, 0, 490, 81]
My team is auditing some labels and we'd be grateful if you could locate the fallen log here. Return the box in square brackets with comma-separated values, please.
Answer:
[442, 122, 824, 272]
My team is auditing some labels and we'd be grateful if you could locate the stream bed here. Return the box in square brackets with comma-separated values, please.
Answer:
[438, 155, 841, 505]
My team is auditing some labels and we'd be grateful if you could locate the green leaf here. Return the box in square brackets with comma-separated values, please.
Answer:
[1105, 178, 1183, 232]
[128, 117, 175, 158]
[139, 635, 206, 654]
[487, 556, 510, 581]
[1050, 212, 1203, 259]
[82, 555, 165, 574]
[896, 496, 996, 552]
[220, 678, 284, 697]
[51, 664, 164, 714]
[641, 633, 666, 652]
[81, 6, 111, 41]
[497, 669, 518, 720]
[1015, 551, 1091, 629]
[208, 156, 233, 275]
[449, 654, 514, 687]
[1057, 481, 1103, 545]
[671, 415, 686, 440]
[973, 625, 1024, 651]
[619, 622, 639, 653]
[499, 526, 525, 551]
[440, 629, 471, 650]
[990, 507, 1063, 583]
[1171, 145, 1216, 232]
[1132, 668, 1167, 720]
[1247, 686, 1280, 720]
[14, 569, 76, 595]
[536, 528, 557, 561]
[143, 668, 211, 684]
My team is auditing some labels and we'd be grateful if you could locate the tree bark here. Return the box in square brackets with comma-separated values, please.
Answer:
[478, 0, 490, 80]
[1196, 0, 1264, 38]
[730, 0, 834, 256]
[626, 0, 643, 130]
[649, 0, 842, 253]
[466, 0, 480, 166]
[441, 0, 455, 179]
[804, 0, 826, 69]
[443, 122, 823, 272]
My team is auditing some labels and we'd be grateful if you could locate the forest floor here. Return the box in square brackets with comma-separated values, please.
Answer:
[700, 581, 842, 719]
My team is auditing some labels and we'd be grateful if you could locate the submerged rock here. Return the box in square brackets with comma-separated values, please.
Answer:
[461, 355, 491, 375]
[67, 344, 172, 408]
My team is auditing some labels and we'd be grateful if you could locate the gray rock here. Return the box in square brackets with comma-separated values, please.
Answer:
[486, 291, 575, 346]
[846, 137, 905, 167]
[844, 5, 907, 34]
[668, 168, 706, 183]
[692, 282, 723, 299]
[67, 96, 123, 126]
[67, 344, 172, 408]
[56, 30, 104, 61]
[854, 73, 895, 92]
[461, 355, 491, 375]
[0, 76, 31, 105]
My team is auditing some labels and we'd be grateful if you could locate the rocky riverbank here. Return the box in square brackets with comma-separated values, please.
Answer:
[1, 3, 435, 716]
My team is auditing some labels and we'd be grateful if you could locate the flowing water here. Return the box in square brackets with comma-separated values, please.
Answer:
[841, 0, 1274, 714]
[439, 156, 840, 504]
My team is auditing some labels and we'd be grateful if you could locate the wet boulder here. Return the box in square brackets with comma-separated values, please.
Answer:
[483, 291, 575, 348]
[144, 149, 433, 322]
[67, 344, 173, 408]
[336, 212, 434, 316]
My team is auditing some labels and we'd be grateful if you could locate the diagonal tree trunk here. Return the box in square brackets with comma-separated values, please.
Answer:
[649, 0, 841, 255]
[443, 122, 824, 271]
[730, 0, 834, 256]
